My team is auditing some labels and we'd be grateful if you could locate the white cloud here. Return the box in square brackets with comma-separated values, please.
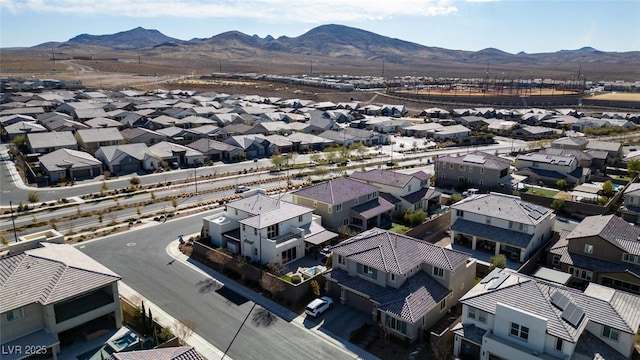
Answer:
[2, 0, 458, 21]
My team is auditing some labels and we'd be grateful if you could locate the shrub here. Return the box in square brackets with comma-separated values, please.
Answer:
[291, 275, 301, 284]
[489, 254, 507, 270]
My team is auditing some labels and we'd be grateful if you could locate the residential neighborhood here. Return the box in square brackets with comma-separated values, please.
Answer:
[2, 81, 640, 360]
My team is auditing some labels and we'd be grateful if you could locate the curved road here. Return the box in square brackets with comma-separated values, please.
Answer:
[78, 213, 366, 360]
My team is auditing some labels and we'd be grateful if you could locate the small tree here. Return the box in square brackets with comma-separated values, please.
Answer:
[266, 259, 286, 276]
[602, 180, 614, 197]
[27, 192, 40, 204]
[235, 255, 248, 284]
[98, 210, 104, 225]
[171, 197, 178, 211]
[129, 174, 141, 187]
[489, 254, 507, 270]
[261, 272, 285, 300]
[1, 232, 8, 245]
[309, 153, 323, 164]
[310, 280, 320, 298]
[136, 207, 142, 216]
[48, 219, 58, 230]
[627, 158, 640, 177]
[101, 181, 109, 195]
[150, 191, 156, 200]
[206, 249, 232, 273]
[270, 154, 286, 168]
[450, 193, 464, 204]
[325, 253, 333, 268]
[550, 198, 565, 212]
[173, 320, 195, 345]
[556, 179, 568, 190]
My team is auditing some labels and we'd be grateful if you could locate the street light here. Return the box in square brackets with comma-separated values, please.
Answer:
[9, 201, 18, 242]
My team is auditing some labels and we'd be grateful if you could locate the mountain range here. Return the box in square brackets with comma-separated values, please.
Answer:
[26, 25, 640, 79]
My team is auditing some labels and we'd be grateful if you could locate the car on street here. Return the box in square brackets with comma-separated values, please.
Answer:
[235, 186, 251, 193]
[305, 296, 333, 317]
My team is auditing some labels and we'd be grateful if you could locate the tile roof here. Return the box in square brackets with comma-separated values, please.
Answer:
[436, 151, 510, 170]
[460, 268, 640, 342]
[567, 215, 640, 255]
[451, 192, 553, 225]
[350, 169, 414, 188]
[451, 218, 533, 248]
[76, 127, 124, 143]
[623, 183, 640, 195]
[0, 243, 120, 313]
[239, 201, 311, 228]
[291, 177, 380, 204]
[350, 197, 395, 219]
[331, 228, 470, 274]
[109, 346, 204, 360]
[328, 268, 449, 323]
[402, 187, 440, 204]
[96, 143, 150, 162]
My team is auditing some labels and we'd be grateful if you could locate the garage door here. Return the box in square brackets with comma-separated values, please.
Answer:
[122, 163, 140, 173]
[346, 290, 373, 314]
[72, 169, 91, 179]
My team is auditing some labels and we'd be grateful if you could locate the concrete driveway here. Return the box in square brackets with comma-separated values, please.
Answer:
[301, 302, 373, 341]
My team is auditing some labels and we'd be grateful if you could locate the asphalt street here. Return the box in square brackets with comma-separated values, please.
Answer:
[78, 212, 365, 360]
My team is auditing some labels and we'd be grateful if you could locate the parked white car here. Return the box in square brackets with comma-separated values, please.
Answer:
[305, 296, 333, 317]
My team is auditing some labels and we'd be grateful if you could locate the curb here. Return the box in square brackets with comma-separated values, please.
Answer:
[165, 239, 379, 360]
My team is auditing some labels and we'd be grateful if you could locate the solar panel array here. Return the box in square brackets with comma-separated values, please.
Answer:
[463, 154, 486, 164]
[550, 291, 571, 310]
[562, 302, 585, 327]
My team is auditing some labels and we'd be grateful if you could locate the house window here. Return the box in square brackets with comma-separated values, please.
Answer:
[458, 176, 466, 183]
[351, 218, 363, 226]
[602, 326, 619, 341]
[336, 204, 343, 212]
[622, 253, 639, 264]
[456, 210, 464, 217]
[408, 185, 412, 192]
[358, 264, 377, 279]
[568, 267, 593, 281]
[441, 174, 445, 179]
[479, 180, 484, 186]
[6, 307, 24, 323]
[355, 198, 359, 205]
[480, 168, 485, 174]
[469, 167, 473, 173]
[468, 307, 487, 323]
[298, 215, 303, 223]
[630, 197, 635, 204]
[314, 201, 318, 207]
[584, 244, 593, 254]
[433, 266, 444, 278]
[440, 299, 447, 310]
[555, 337, 563, 352]
[510, 322, 529, 341]
[485, 217, 492, 225]
[267, 224, 279, 238]
[254, 248, 258, 256]
[337, 254, 346, 265]
[449, 163, 454, 169]
[235, 209, 238, 215]
[343, 218, 349, 225]
[254, 228, 257, 235]
[468, 178, 472, 184]
[459, 165, 465, 171]
[385, 315, 407, 335]
[281, 247, 297, 262]
[242, 224, 246, 231]
[552, 255, 560, 267]
[390, 273, 395, 282]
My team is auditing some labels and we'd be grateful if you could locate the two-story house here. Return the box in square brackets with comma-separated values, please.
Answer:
[515, 152, 590, 186]
[547, 214, 640, 294]
[291, 177, 394, 232]
[450, 193, 555, 263]
[350, 169, 439, 216]
[434, 152, 511, 190]
[620, 183, 640, 224]
[1, 242, 122, 360]
[202, 190, 337, 264]
[453, 268, 640, 360]
[326, 228, 476, 343]
[550, 136, 588, 150]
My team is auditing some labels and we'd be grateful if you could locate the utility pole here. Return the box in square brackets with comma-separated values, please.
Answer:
[194, 168, 198, 194]
[9, 201, 18, 242]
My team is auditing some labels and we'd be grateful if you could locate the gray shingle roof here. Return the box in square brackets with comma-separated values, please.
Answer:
[350, 197, 395, 219]
[76, 127, 124, 143]
[452, 192, 553, 225]
[460, 269, 640, 342]
[39, 148, 102, 171]
[0, 243, 120, 313]
[436, 151, 510, 170]
[292, 177, 380, 205]
[27, 130, 77, 149]
[331, 228, 470, 274]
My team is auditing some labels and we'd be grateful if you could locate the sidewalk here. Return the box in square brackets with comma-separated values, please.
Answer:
[165, 238, 379, 360]
[118, 280, 229, 360]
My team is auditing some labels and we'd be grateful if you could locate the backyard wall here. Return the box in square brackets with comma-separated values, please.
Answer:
[405, 211, 451, 243]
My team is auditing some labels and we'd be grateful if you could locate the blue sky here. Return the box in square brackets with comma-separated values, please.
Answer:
[1, 0, 639, 53]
